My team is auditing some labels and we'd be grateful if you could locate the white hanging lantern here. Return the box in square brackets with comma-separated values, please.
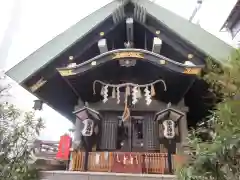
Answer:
[81, 119, 94, 136]
[163, 120, 175, 139]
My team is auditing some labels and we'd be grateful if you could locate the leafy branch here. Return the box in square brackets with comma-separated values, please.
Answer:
[0, 74, 44, 180]
[178, 49, 240, 180]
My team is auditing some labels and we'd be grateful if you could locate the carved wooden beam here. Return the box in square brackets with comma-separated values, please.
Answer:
[56, 49, 204, 77]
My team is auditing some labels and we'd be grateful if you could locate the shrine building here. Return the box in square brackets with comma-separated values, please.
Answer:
[6, 0, 234, 178]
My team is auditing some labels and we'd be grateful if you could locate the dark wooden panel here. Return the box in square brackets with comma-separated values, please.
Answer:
[144, 113, 159, 151]
[131, 117, 144, 152]
[100, 112, 118, 150]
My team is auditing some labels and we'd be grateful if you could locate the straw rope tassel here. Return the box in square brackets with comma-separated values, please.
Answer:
[122, 86, 130, 121]
[137, 87, 142, 98]
[112, 87, 116, 98]
[126, 85, 130, 96]
[100, 85, 104, 96]
[151, 84, 156, 96]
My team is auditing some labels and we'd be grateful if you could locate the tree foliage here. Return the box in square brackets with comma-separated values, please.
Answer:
[178, 50, 240, 180]
[0, 73, 44, 180]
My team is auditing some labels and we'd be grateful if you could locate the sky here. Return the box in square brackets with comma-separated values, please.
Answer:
[192, 0, 238, 45]
[0, 0, 237, 140]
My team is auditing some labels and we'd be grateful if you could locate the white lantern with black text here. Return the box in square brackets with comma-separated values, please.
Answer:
[74, 106, 101, 138]
[163, 119, 175, 139]
[81, 118, 94, 136]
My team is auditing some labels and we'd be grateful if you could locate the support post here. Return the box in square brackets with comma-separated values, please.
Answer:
[73, 99, 85, 145]
[167, 140, 173, 174]
[180, 114, 188, 146]
[84, 150, 89, 171]
[152, 37, 162, 54]
[98, 39, 108, 54]
[177, 99, 189, 153]
[126, 17, 134, 43]
[83, 136, 94, 171]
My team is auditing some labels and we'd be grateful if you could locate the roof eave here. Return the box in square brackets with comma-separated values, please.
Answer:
[6, 0, 124, 84]
[6, 0, 235, 85]
[134, 0, 234, 64]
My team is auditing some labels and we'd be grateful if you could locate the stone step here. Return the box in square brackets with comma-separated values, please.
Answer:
[40, 171, 177, 180]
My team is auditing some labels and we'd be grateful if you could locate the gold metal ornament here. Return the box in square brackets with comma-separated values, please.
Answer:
[112, 52, 144, 59]
[187, 54, 194, 59]
[58, 69, 75, 76]
[30, 78, 47, 92]
[183, 67, 201, 74]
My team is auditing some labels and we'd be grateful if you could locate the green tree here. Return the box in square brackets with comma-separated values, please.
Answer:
[0, 73, 44, 180]
[178, 50, 240, 180]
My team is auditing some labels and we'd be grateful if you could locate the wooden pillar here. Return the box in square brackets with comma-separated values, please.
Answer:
[84, 145, 90, 171]
[73, 117, 81, 146]
[179, 114, 188, 145]
[177, 99, 189, 154]
[73, 98, 85, 149]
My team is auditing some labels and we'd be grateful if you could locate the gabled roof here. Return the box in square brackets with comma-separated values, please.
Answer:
[6, 0, 234, 84]
[137, 0, 234, 59]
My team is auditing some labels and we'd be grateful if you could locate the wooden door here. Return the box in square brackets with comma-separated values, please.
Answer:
[143, 113, 159, 151]
[131, 116, 144, 152]
[100, 112, 118, 150]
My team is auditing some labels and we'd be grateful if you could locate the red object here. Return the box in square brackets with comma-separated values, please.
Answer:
[111, 152, 142, 173]
[56, 135, 71, 160]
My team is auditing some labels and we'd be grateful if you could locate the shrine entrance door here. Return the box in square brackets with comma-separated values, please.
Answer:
[116, 112, 158, 152]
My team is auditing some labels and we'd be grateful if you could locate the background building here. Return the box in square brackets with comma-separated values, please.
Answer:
[191, 0, 239, 48]
[221, 0, 240, 48]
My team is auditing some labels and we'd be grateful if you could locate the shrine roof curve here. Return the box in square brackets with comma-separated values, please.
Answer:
[6, 0, 234, 84]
